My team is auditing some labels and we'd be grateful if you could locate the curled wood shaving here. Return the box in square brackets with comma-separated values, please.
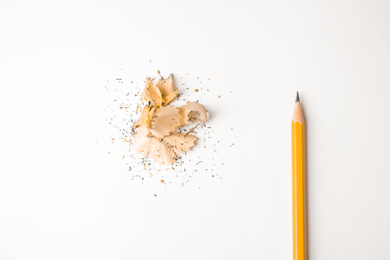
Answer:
[132, 126, 153, 155]
[156, 75, 178, 105]
[162, 91, 179, 107]
[141, 78, 163, 107]
[134, 106, 156, 128]
[178, 101, 208, 126]
[164, 133, 197, 155]
[134, 106, 150, 128]
[148, 139, 177, 164]
[132, 74, 208, 165]
[150, 106, 181, 139]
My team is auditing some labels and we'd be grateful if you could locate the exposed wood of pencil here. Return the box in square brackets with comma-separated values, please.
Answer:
[292, 92, 306, 260]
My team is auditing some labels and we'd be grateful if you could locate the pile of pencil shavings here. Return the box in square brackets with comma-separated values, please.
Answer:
[131, 75, 208, 165]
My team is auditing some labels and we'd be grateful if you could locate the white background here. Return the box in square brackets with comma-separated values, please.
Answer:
[1, 0, 390, 259]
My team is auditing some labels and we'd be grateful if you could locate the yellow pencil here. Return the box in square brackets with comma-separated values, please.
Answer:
[292, 92, 306, 260]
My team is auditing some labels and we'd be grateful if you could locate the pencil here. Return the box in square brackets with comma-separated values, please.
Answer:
[292, 92, 306, 260]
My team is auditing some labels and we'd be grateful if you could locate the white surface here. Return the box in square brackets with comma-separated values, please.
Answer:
[1, 0, 390, 259]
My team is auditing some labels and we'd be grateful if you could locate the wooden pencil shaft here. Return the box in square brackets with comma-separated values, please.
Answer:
[292, 100, 306, 260]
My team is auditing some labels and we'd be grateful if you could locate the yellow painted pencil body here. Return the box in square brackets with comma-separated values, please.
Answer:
[292, 98, 306, 260]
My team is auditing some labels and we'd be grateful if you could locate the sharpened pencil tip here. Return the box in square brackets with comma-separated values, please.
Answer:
[295, 91, 300, 103]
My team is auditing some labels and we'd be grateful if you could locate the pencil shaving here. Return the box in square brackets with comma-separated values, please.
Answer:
[141, 78, 163, 107]
[150, 106, 181, 138]
[178, 101, 208, 126]
[164, 133, 197, 155]
[132, 74, 208, 165]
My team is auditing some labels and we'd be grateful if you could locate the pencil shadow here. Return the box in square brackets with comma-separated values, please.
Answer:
[301, 101, 310, 260]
